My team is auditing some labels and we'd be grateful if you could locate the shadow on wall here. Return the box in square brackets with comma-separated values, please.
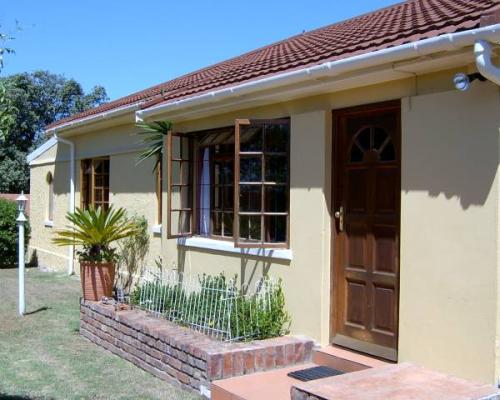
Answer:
[401, 85, 500, 210]
[176, 245, 287, 291]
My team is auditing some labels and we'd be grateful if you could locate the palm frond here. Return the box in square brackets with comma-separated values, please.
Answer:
[136, 120, 172, 173]
[52, 206, 140, 250]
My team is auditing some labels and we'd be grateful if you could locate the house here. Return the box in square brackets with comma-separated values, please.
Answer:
[27, 0, 500, 386]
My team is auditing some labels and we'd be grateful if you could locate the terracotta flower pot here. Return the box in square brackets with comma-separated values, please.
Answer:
[80, 261, 115, 301]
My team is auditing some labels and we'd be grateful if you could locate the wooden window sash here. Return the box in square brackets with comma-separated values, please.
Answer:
[167, 132, 194, 238]
[234, 118, 290, 249]
[156, 160, 163, 225]
[80, 158, 109, 210]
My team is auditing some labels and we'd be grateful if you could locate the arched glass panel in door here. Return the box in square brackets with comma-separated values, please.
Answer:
[349, 126, 395, 163]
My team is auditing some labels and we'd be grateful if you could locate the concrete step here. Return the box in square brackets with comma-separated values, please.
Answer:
[211, 363, 316, 400]
[291, 362, 500, 400]
[211, 346, 388, 399]
[312, 345, 389, 372]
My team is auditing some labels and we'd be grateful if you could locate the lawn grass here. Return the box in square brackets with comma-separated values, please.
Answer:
[0, 267, 200, 400]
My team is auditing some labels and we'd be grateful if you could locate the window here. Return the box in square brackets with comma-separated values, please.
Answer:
[235, 119, 290, 248]
[81, 158, 110, 210]
[46, 171, 54, 221]
[193, 127, 235, 240]
[167, 119, 290, 249]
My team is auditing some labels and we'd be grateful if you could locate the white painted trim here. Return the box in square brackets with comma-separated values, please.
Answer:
[46, 102, 144, 135]
[27, 136, 58, 164]
[44, 220, 54, 228]
[152, 224, 162, 235]
[177, 236, 293, 261]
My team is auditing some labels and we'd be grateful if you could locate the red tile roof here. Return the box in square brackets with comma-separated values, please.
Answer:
[47, 0, 500, 130]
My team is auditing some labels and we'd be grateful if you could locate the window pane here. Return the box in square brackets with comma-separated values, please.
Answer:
[265, 185, 287, 212]
[213, 186, 222, 210]
[379, 142, 396, 162]
[223, 213, 233, 236]
[239, 215, 261, 241]
[374, 127, 388, 150]
[265, 124, 288, 152]
[171, 186, 190, 209]
[171, 210, 191, 235]
[95, 175, 103, 187]
[265, 215, 287, 243]
[240, 156, 261, 182]
[356, 128, 370, 151]
[94, 160, 104, 173]
[214, 162, 222, 185]
[350, 144, 363, 163]
[212, 211, 222, 236]
[239, 185, 261, 212]
[223, 186, 234, 211]
[240, 125, 263, 152]
[171, 161, 182, 185]
[222, 161, 234, 184]
[265, 155, 287, 183]
[94, 189, 102, 202]
[180, 161, 190, 185]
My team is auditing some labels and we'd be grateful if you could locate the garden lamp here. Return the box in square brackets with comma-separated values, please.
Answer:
[17, 192, 27, 213]
[16, 191, 27, 316]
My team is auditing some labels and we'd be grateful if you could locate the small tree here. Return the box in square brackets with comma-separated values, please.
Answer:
[0, 199, 30, 267]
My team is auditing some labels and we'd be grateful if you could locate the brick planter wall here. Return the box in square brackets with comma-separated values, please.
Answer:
[80, 300, 314, 398]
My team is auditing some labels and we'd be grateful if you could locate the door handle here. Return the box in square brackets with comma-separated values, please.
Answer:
[334, 206, 344, 232]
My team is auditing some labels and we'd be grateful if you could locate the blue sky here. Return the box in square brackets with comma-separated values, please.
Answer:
[1, 0, 400, 101]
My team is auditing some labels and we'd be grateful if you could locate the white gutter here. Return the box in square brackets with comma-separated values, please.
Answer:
[474, 40, 500, 85]
[138, 23, 500, 120]
[46, 102, 144, 136]
[54, 134, 75, 275]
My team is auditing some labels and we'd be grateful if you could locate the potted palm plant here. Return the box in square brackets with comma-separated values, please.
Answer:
[53, 206, 139, 301]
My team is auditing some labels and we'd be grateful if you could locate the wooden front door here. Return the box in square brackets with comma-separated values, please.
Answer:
[332, 101, 401, 361]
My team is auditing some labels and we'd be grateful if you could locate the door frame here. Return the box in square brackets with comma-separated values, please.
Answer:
[330, 100, 401, 361]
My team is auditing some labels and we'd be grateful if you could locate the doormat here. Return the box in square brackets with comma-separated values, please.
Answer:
[287, 365, 345, 382]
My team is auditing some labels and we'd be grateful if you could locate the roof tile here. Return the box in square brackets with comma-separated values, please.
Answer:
[47, 0, 500, 130]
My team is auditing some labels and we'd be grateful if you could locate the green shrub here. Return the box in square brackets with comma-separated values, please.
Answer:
[0, 199, 30, 267]
[130, 273, 291, 341]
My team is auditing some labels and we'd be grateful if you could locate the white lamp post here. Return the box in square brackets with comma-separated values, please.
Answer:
[16, 192, 27, 316]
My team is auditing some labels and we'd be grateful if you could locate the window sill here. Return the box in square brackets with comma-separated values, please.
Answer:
[152, 224, 162, 235]
[177, 236, 293, 261]
[44, 220, 54, 228]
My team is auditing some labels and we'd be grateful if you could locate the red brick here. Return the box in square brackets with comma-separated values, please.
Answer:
[222, 352, 233, 379]
[243, 351, 255, 374]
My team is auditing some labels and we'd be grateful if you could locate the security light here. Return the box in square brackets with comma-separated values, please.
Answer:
[453, 72, 486, 91]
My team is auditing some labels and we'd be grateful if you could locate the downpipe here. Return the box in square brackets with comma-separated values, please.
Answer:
[54, 134, 75, 275]
[475, 40, 500, 86]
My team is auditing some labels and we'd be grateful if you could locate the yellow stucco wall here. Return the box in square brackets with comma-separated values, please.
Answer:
[28, 68, 500, 384]
[399, 83, 500, 383]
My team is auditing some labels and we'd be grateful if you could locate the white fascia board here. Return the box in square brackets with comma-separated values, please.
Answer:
[45, 102, 144, 136]
[27, 136, 58, 165]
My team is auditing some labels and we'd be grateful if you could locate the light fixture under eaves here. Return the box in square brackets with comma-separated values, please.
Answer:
[453, 72, 486, 91]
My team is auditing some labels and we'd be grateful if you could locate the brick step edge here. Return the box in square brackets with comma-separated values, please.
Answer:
[80, 299, 314, 397]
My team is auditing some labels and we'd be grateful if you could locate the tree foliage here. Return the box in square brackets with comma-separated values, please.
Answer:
[0, 199, 30, 267]
[0, 71, 108, 193]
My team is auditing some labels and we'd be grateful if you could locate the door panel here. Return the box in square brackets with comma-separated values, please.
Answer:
[332, 101, 401, 361]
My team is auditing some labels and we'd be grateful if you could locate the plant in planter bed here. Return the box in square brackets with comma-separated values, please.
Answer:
[130, 273, 291, 341]
[53, 206, 139, 301]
